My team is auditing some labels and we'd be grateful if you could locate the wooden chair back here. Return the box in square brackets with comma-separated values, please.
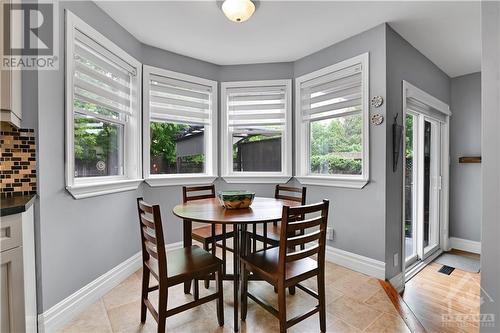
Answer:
[274, 185, 306, 204]
[137, 198, 167, 280]
[278, 200, 329, 275]
[183, 185, 216, 203]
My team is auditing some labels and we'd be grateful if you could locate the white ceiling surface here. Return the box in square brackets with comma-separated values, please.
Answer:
[96, 1, 480, 78]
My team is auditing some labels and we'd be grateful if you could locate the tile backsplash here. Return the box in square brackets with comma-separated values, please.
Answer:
[0, 122, 37, 198]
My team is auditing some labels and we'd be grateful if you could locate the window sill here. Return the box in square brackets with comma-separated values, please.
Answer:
[145, 175, 217, 187]
[222, 175, 292, 184]
[295, 176, 368, 189]
[66, 179, 143, 199]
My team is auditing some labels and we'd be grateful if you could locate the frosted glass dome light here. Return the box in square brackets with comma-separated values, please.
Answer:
[222, 0, 256, 23]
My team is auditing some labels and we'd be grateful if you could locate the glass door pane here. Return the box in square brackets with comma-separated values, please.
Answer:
[423, 118, 440, 258]
[423, 120, 431, 249]
[405, 113, 418, 265]
[405, 112, 442, 270]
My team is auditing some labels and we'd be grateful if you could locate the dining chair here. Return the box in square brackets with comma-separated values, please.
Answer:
[183, 185, 234, 288]
[251, 185, 307, 251]
[136, 198, 224, 333]
[270, 184, 307, 237]
[241, 199, 329, 333]
[249, 185, 307, 297]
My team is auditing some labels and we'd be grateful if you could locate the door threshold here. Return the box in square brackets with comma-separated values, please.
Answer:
[379, 280, 427, 332]
[405, 249, 443, 282]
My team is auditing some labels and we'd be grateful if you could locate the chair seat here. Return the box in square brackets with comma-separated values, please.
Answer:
[241, 247, 318, 286]
[192, 224, 234, 243]
[145, 245, 221, 285]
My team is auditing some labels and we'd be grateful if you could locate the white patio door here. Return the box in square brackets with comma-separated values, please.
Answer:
[402, 81, 450, 281]
[417, 116, 441, 260]
[405, 106, 444, 266]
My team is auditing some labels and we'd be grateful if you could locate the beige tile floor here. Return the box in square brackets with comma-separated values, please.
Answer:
[60, 248, 409, 333]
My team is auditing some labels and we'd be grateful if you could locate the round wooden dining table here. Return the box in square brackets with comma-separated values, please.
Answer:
[172, 197, 299, 332]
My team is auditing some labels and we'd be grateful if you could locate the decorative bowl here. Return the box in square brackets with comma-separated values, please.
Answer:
[217, 191, 255, 209]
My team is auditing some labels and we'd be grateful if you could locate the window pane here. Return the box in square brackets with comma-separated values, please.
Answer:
[150, 122, 205, 174]
[74, 115, 124, 178]
[232, 126, 282, 172]
[309, 114, 362, 175]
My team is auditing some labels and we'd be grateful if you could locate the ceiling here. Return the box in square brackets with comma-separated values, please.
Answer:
[96, 1, 481, 78]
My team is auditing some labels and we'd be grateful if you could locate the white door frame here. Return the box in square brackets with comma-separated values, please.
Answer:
[401, 81, 451, 283]
[421, 115, 442, 260]
[405, 110, 419, 268]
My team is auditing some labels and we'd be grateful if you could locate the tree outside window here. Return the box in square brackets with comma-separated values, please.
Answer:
[74, 100, 124, 178]
[149, 122, 205, 174]
[309, 114, 362, 175]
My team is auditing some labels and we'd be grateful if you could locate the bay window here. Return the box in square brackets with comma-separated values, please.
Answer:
[221, 80, 292, 183]
[143, 66, 217, 186]
[65, 11, 142, 199]
[295, 53, 369, 188]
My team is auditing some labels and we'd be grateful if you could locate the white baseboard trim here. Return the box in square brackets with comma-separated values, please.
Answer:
[389, 272, 404, 293]
[38, 241, 183, 333]
[449, 237, 481, 254]
[325, 246, 385, 280]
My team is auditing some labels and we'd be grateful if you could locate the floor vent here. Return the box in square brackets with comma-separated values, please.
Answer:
[438, 265, 455, 275]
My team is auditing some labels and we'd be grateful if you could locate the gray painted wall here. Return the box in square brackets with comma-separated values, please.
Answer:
[213, 24, 389, 264]
[36, 1, 144, 311]
[219, 63, 293, 82]
[36, 16, 388, 311]
[21, 48, 43, 314]
[35, 2, 227, 312]
[142, 43, 219, 81]
[449, 73, 481, 242]
[34, 2, 453, 312]
[480, 1, 500, 330]
[385, 25, 451, 279]
[293, 24, 387, 261]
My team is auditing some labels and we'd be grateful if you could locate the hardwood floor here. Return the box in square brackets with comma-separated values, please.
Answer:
[379, 280, 426, 333]
[402, 252, 480, 333]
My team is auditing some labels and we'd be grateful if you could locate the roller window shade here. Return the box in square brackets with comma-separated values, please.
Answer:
[149, 74, 212, 125]
[300, 63, 363, 121]
[73, 29, 135, 118]
[227, 85, 287, 133]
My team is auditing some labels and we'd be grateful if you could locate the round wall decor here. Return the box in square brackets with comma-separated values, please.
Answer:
[371, 113, 384, 125]
[371, 96, 384, 108]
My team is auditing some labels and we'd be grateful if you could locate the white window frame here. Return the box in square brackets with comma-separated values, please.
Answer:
[295, 53, 370, 188]
[143, 65, 218, 186]
[220, 80, 292, 184]
[65, 10, 142, 199]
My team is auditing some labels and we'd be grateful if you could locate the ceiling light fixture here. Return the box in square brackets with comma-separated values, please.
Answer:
[221, 0, 255, 23]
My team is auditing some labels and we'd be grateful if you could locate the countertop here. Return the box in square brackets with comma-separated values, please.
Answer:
[0, 195, 36, 217]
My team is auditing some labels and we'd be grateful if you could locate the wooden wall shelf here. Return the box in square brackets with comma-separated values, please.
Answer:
[459, 156, 481, 163]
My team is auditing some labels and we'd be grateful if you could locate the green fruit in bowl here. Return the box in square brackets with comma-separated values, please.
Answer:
[218, 191, 255, 209]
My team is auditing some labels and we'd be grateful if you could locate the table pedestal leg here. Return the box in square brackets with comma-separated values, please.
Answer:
[183, 219, 192, 294]
[233, 223, 240, 332]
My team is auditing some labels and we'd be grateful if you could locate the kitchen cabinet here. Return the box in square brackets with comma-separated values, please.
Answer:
[1, 246, 25, 333]
[0, 0, 22, 127]
[0, 204, 37, 332]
